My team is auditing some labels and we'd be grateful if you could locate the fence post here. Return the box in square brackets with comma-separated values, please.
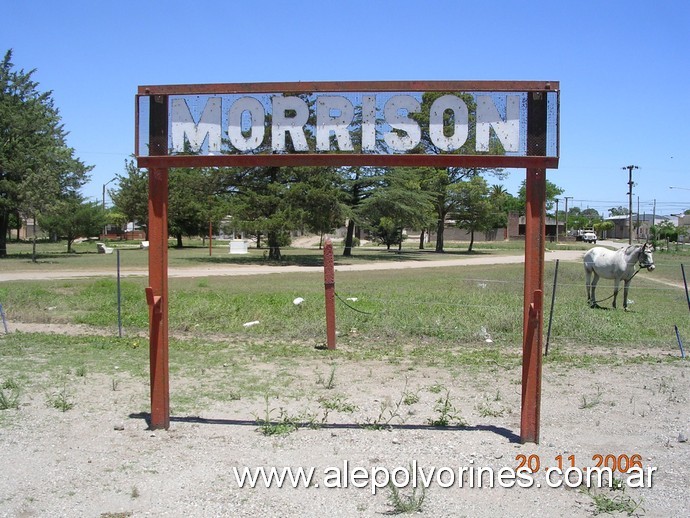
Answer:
[117, 249, 123, 338]
[324, 239, 336, 350]
[681, 264, 690, 313]
[0, 303, 8, 334]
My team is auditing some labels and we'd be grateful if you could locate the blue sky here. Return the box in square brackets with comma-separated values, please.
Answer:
[3, 0, 689, 217]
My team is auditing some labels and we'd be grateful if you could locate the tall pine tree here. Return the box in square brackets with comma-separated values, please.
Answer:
[0, 49, 90, 257]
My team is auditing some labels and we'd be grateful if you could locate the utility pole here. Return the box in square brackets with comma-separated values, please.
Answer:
[622, 165, 639, 245]
[564, 196, 573, 236]
[637, 197, 640, 241]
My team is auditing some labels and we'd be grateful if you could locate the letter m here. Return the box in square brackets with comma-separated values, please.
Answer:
[171, 97, 222, 153]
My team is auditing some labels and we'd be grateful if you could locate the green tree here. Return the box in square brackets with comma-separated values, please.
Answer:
[592, 220, 614, 238]
[222, 166, 299, 260]
[515, 179, 565, 214]
[653, 220, 678, 246]
[112, 162, 228, 247]
[608, 206, 629, 216]
[568, 207, 602, 231]
[39, 194, 107, 252]
[0, 49, 90, 257]
[168, 167, 224, 248]
[110, 159, 149, 238]
[220, 165, 347, 259]
[357, 169, 434, 251]
[487, 184, 512, 231]
[6, 211, 20, 240]
[453, 176, 497, 252]
[289, 168, 347, 248]
[409, 92, 506, 253]
[340, 166, 383, 256]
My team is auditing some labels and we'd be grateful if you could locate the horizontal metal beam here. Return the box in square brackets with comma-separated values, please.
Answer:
[138, 80, 558, 96]
[137, 154, 558, 169]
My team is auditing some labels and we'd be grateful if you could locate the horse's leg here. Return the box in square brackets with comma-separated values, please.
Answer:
[612, 278, 620, 309]
[585, 269, 592, 306]
[591, 272, 600, 308]
[623, 279, 631, 311]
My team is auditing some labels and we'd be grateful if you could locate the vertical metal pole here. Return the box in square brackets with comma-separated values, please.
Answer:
[554, 198, 559, 244]
[147, 94, 170, 430]
[681, 264, 690, 313]
[148, 167, 169, 429]
[117, 249, 122, 338]
[323, 239, 336, 350]
[545, 259, 559, 356]
[628, 167, 633, 245]
[521, 168, 546, 443]
[521, 91, 548, 444]
[0, 303, 8, 334]
[209, 220, 213, 257]
[674, 325, 686, 359]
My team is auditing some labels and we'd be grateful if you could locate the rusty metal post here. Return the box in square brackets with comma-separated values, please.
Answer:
[146, 94, 170, 430]
[521, 169, 546, 443]
[521, 90, 548, 444]
[147, 167, 170, 429]
[323, 239, 336, 350]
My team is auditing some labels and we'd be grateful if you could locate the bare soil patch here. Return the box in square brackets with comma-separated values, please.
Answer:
[0, 338, 688, 517]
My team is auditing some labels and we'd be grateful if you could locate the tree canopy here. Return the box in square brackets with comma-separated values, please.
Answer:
[0, 49, 90, 257]
[39, 194, 106, 252]
[357, 168, 434, 251]
[515, 179, 564, 214]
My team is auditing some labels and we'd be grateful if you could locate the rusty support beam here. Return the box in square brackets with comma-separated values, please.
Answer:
[520, 89, 548, 444]
[138, 80, 558, 96]
[147, 167, 169, 430]
[323, 239, 336, 350]
[521, 168, 546, 443]
[137, 154, 558, 170]
[147, 94, 170, 430]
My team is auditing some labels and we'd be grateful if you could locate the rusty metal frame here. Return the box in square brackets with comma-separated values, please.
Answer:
[135, 80, 558, 170]
[138, 80, 558, 443]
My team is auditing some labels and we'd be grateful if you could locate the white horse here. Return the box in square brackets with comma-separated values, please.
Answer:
[583, 243, 655, 310]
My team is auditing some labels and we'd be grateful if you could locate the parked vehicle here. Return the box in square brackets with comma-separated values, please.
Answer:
[582, 230, 597, 244]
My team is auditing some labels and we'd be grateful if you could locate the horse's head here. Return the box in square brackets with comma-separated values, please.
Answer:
[639, 242, 655, 271]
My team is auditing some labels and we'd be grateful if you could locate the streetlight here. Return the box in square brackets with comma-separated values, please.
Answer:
[102, 177, 117, 209]
[669, 186, 690, 191]
[102, 177, 117, 238]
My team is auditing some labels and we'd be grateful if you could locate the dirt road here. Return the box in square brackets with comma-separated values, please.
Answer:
[0, 250, 586, 282]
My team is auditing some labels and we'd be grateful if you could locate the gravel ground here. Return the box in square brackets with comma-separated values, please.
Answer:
[0, 346, 688, 517]
[1, 250, 688, 517]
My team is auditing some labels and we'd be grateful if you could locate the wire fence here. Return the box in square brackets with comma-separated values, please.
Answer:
[326, 264, 689, 351]
[1, 255, 688, 354]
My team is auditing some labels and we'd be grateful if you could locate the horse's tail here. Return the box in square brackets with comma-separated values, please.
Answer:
[583, 250, 595, 274]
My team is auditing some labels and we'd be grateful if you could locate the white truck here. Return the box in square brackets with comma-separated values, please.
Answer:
[582, 230, 597, 244]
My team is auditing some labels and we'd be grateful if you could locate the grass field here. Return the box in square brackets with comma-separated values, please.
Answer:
[2, 242, 688, 517]
[2, 245, 688, 346]
[1, 242, 688, 409]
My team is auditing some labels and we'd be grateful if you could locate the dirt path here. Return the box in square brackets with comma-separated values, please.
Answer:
[0, 250, 586, 282]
